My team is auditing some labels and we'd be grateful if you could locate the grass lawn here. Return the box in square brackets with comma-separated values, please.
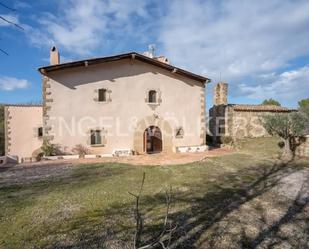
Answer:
[0, 138, 308, 248]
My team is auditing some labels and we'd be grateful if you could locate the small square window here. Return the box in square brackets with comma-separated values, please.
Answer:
[91, 130, 102, 145]
[175, 127, 184, 138]
[38, 127, 43, 137]
[98, 89, 107, 102]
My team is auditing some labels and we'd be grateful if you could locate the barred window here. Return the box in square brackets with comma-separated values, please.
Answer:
[148, 90, 157, 103]
[38, 127, 43, 138]
[98, 89, 107, 102]
[91, 130, 102, 145]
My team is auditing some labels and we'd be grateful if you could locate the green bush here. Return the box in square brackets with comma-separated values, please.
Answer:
[218, 136, 233, 145]
[41, 141, 61, 156]
[0, 105, 4, 156]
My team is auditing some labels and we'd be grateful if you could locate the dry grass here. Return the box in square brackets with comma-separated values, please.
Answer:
[0, 138, 308, 248]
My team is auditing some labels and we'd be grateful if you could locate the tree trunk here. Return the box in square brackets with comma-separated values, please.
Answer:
[282, 138, 293, 160]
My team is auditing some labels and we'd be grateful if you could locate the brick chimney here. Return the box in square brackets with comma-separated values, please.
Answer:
[214, 82, 228, 106]
[50, 46, 60, 65]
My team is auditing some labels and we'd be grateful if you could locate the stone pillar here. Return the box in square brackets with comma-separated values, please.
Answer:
[213, 82, 228, 106]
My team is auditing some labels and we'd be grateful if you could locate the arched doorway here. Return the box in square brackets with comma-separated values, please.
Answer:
[144, 126, 162, 154]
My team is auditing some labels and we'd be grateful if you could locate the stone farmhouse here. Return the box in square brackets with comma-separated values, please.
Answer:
[209, 82, 296, 143]
[4, 47, 210, 162]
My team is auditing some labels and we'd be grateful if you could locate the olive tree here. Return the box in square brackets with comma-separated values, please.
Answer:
[262, 98, 281, 106]
[261, 112, 307, 159]
[298, 98, 309, 115]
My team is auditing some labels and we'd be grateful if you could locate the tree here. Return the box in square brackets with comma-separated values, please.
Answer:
[298, 98, 309, 134]
[262, 98, 281, 106]
[0, 104, 4, 156]
[298, 98, 309, 114]
[261, 112, 307, 159]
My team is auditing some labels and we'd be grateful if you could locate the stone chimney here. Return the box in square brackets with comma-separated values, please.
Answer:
[214, 82, 228, 106]
[50, 46, 60, 65]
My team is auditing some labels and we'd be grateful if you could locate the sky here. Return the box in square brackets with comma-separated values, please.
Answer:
[0, 0, 309, 108]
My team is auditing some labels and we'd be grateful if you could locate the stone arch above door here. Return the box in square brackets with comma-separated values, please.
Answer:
[133, 115, 173, 154]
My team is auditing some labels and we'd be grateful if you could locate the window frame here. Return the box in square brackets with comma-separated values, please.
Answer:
[98, 88, 107, 102]
[90, 129, 102, 146]
[148, 90, 157, 103]
[175, 127, 184, 138]
[38, 127, 43, 138]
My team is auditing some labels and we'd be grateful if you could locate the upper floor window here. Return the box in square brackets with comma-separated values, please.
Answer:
[91, 130, 102, 145]
[98, 88, 107, 102]
[148, 90, 157, 103]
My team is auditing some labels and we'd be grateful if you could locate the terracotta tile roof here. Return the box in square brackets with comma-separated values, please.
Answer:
[38, 52, 211, 84]
[229, 104, 296, 112]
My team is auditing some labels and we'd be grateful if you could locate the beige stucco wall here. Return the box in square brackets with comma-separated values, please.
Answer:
[43, 59, 206, 154]
[5, 105, 43, 162]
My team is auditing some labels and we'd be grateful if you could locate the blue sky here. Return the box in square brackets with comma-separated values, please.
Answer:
[0, 0, 309, 108]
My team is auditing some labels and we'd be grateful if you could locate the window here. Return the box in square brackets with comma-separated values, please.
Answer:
[148, 90, 157, 103]
[175, 127, 184, 138]
[38, 127, 43, 138]
[218, 119, 225, 135]
[91, 130, 102, 145]
[98, 88, 107, 102]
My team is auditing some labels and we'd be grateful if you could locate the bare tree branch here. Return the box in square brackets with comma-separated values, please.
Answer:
[129, 174, 176, 249]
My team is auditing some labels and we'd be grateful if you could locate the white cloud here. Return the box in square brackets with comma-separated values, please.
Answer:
[238, 66, 309, 101]
[0, 77, 30, 91]
[27, 0, 150, 56]
[159, 0, 309, 80]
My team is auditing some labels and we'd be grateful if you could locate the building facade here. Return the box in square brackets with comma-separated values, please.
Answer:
[209, 82, 295, 142]
[37, 48, 210, 156]
[4, 105, 43, 162]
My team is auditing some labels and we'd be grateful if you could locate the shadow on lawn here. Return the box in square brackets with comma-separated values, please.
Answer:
[56, 160, 308, 249]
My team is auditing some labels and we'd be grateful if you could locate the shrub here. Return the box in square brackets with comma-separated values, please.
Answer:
[218, 136, 233, 145]
[41, 141, 61, 156]
[72, 144, 89, 158]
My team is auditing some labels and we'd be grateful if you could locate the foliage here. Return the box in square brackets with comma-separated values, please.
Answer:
[297, 98, 309, 135]
[41, 140, 61, 156]
[261, 112, 307, 158]
[0, 104, 4, 156]
[298, 98, 309, 111]
[261, 98, 281, 106]
[72, 144, 89, 157]
[218, 135, 233, 145]
[298, 98, 309, 115]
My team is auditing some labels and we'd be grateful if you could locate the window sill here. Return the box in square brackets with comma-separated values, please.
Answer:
[90, 144, 105, 147]
[146, 102, 160, 105]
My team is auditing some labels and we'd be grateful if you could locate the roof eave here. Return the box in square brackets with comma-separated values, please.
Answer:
[38, 52, 210, 84]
